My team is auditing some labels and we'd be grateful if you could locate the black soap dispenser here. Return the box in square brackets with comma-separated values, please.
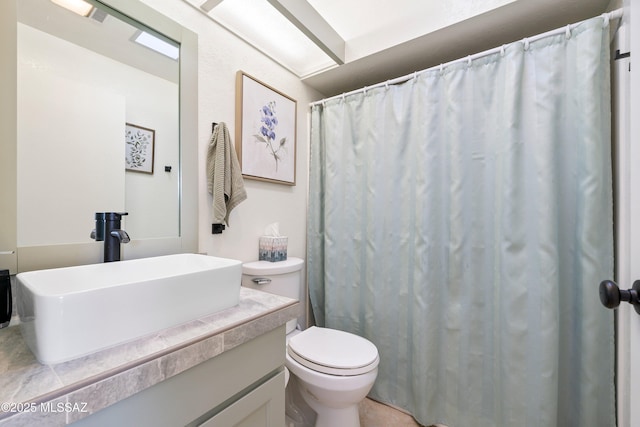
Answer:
[0, 269, 11, 329]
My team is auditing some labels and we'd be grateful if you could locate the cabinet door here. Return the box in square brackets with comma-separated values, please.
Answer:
[200, 371, 285, 427]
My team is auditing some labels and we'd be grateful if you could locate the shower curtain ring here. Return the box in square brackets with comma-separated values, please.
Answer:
[565, 25, 571, 39]
[601, 13, 610, 28]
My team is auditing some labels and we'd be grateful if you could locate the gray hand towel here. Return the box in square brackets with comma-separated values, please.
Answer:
[206, 122, 247, 226]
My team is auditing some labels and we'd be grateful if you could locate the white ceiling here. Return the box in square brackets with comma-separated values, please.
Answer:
[189, 0, 615, 97]
[20, 0, 179, 83]
[305, 0, 616, 96]
[305, 0, 516, 62]
[37, 0, 619, 97]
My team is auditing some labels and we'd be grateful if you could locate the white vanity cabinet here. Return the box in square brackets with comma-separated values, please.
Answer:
[71, 326, 286, 427]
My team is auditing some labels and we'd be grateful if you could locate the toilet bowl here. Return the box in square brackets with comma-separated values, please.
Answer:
[242, 258, 379, 427]
[286, 326, 379, 427]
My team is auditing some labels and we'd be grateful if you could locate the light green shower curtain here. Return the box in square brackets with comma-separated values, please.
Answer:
[308, 16, 614, 427]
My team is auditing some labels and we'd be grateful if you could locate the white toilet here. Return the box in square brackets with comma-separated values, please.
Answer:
[242, 257, 379, 427]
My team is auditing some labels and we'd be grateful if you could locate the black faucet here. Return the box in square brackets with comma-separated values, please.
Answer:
[91, 212, 130, 262]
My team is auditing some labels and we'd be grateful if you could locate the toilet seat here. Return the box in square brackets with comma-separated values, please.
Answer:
[287, 326, 379, 376]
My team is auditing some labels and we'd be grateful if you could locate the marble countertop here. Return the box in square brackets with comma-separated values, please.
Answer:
[0, 287, 299, 426]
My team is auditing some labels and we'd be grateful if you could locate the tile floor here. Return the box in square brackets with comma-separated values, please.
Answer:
[359, 398, 447, 427]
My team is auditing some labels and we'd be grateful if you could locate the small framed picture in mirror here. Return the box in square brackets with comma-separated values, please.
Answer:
[125, 123, 155, 174]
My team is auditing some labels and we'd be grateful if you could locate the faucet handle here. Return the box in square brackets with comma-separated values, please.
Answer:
[93, 213, 106, 241]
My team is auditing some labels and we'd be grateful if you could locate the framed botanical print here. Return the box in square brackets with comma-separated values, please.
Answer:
[235, 71, 297, 185]
[125, 123, 155, 174]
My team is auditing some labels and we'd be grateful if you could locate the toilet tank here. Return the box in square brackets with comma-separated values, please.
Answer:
[242, 257, 304, 333]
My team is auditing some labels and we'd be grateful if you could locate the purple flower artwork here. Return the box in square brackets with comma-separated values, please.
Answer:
[237, 71, 297, 185]
[254, 101, 287, 171]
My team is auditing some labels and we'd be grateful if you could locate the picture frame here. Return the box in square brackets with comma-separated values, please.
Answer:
[125, 123, 155, 174]
[236, 71, 297, 185]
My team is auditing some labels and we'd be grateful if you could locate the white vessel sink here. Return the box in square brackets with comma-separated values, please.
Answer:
[17, 254, 242, 364]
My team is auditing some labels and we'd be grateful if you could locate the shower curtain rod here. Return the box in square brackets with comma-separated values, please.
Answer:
[310, 8, 623, 107]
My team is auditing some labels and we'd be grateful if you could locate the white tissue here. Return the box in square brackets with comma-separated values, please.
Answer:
[264, 222, 281, 237]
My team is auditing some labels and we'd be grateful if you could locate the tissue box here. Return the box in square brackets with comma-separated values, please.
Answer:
[259, 236, 288, 262]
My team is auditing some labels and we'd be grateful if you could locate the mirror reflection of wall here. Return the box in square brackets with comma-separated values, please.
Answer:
[17, 0, 180, 247]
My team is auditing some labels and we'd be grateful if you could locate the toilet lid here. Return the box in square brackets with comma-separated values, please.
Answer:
[287, 326, 379, 376]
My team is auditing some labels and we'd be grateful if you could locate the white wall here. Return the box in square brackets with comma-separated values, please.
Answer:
[138, 0, 323, 325]
[137, 3, 322, 257]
